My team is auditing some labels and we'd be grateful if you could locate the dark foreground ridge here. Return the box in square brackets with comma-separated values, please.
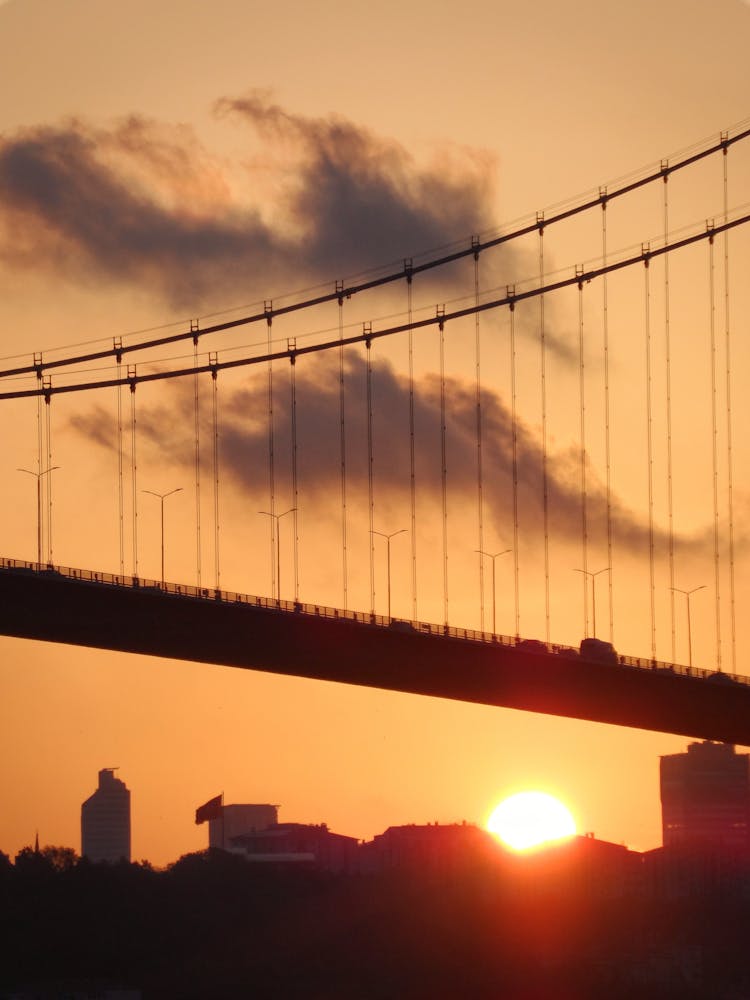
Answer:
[3, 841, 750, 999]
[2, 559, 750, 744]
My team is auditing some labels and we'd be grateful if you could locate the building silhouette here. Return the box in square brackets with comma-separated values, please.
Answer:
[81, 768, 131, 863]
[206, 803, 278, 849]
[361, 822, 499, 873]
[660, 740, 750, 849]
[230, 822, 359, 872]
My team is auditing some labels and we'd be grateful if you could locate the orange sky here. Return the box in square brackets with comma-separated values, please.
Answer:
[1, 0, 750, 867]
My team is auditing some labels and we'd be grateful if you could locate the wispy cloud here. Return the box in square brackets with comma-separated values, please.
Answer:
[0, 96, 497, 311]
[70, 353, 709, 558]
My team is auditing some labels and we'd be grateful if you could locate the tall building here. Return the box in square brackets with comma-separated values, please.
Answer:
[81, 768, 131, 863]
[660, 741, 750, 849]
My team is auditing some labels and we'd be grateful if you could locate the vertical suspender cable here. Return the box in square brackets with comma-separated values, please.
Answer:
[439, 307, 449, 627]
[192, 324, 202, 589]
[538, 216, 551, 642]
[365, 330, 375, 615]
[290, 346, 300, 602]
[577, 271, 589, 635]
[708, 228, 722, 671]
[337, 283, 348, 610]
[722, 140, 737, 673]
[405, 260, 418, 621]
[44, 383, 53, 564]
[115, 342, 125, 577]
[663, 170, 676, 662]
[601, 195, 614, 643]
[266, 303, 276, 599]
[35, 358, 42, 563]
[211, 354, 220, 592]
[473, 240, 485, 631]
[644, 249, 656, 661]
[129, 367, 138, 578]
[509, 292, 520, 637]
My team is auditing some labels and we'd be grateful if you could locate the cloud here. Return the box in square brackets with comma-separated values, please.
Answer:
[0, 97, 499, 311]
[216, 93, 498, 277]
[69, 353, 707, 558]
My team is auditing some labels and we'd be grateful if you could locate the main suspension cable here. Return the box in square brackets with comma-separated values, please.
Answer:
[5, 214, 750, 403]
[7, 126, 749, 383]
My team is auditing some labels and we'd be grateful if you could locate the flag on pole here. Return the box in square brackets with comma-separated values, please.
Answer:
[195, 794, 223, 825]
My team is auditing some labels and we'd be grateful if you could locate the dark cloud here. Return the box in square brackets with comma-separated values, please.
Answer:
[216, 93, 496, 276]
[70, 355, 706, 559]
[0, 97, 499, 311]
[0, 117, 275, 307]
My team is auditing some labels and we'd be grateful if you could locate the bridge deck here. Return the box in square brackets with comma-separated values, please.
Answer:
[1, 560, 748, 745]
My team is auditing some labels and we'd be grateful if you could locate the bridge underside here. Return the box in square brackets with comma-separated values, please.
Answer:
[1, 567, 749, 746]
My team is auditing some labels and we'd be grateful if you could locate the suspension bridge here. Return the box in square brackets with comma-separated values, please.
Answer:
[2, 123, 750, 742]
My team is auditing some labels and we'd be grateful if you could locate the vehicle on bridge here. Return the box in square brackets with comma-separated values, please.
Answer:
[579, 637, 619, 665]
[515, 638, 549, 655]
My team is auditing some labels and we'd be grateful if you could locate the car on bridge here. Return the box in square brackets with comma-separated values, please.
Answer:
[579, 637, 619, 665]
[514, 639, 549, 655]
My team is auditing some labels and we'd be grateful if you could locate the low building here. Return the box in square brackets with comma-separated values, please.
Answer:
[229, 822, 359, 872]
[207, 803, 278, 849]
[361, 822, 499, 873]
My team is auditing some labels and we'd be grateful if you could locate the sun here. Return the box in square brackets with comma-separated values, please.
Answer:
[487, 791, 577, 851]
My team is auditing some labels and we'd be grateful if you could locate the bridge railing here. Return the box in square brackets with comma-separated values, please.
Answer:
[1, 556, 746, 690]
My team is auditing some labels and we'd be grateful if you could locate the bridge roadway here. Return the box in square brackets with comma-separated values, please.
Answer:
[1, 560, 749, 745]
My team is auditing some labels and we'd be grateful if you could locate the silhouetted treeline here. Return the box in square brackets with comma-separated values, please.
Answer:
[2, 845, 750, 999]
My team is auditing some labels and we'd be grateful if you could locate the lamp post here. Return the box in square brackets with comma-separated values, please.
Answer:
[475, 548, 511, 635]
[670, 584, 706, 668]
[142, 487, 183, 586]
[573, 567, 610, 638]
[371, 528, 406, 619]
[259, 507, 297, 601]
[17, 465, 60, 565]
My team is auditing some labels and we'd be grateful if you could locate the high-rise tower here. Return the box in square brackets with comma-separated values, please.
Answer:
[81, 768, 131, 863]
[660, 741, 750, 849]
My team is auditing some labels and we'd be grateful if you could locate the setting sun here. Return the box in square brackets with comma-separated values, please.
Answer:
[487, 791, 577, 851]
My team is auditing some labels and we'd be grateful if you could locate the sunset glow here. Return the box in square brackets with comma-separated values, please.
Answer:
[487, 792, 577, 851]
[0, 0, 749, 872]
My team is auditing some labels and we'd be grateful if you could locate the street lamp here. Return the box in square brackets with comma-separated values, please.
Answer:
[17, 465, 60, 565]
[142, 487, 183, 586]
[259, 507, 297, 601]
[573, 567, 610, 638]
[371, 528, 407, 619]
[670, 584, 706, 668]
[475, 548, 511, 635]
